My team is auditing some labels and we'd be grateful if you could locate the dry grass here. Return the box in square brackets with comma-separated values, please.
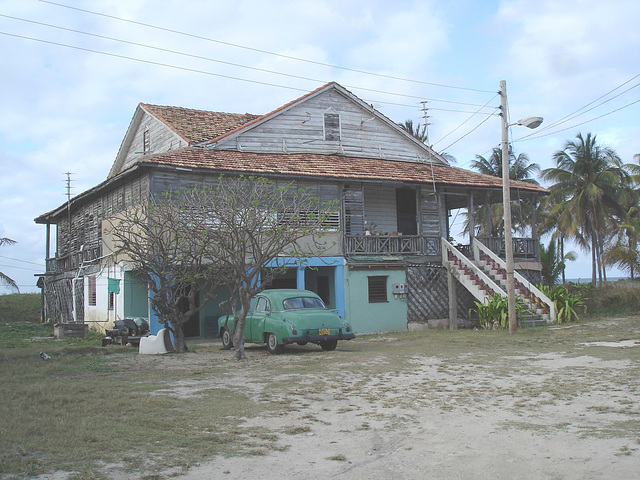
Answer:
[1, 314, 639, 478]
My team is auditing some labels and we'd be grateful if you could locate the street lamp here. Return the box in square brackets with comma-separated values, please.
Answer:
[499, 80, 542, 334]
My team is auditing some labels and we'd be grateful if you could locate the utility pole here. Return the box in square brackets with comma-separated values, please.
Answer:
[499, 81, 543, 334]
[420, 101, 431, 146]
[499, 81, 517, 334]
[65, 172, 74, 257]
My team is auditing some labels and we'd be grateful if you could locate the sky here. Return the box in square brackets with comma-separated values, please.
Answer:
[1, 0, 639, 293]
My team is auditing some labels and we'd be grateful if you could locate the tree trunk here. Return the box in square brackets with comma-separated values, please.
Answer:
[172, 322, 187, 353]
[559, 236, 566, 284]
[233, 291, 251, 361]
[591, 231, 597, 286]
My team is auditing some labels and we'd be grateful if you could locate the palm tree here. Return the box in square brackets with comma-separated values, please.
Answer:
[399, 119, 428, 143]
[540, 238, 577, 286]
[467, 146, 540, 236]
[541, 133, 630, 285]
[0, 238, 19, 293]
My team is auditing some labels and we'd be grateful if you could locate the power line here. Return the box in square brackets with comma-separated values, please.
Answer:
[37, 0, 495, 94]
[516, 74, 640, 141]
[0, 263, 41, 272]
[432, 94, 500, 147]
[0, 30, 495, 114]
[0, 31, 312, 93]
[0, 256, 45, 267]
[0, 15, 495, 109]
[515, 97, 640, 142]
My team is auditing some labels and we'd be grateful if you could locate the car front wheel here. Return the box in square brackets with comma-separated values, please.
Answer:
[319, 340, 338, 351]
[266, 333, 283, 354]
[221, 329, 233, 350]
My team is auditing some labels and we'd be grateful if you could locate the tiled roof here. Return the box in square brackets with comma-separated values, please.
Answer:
[137, 148, 547, 193]
[141, 104, 259, 144]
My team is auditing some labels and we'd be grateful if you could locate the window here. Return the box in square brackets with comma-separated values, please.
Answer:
[88, 276, 96, 306]
[143, 129, 150, 154]
[283, 296, 325, 310]
[255, 297, 270, 313]
[368, 276, 388, 303]
[108, 292, 115, 311]
[324, 112, 340, 141]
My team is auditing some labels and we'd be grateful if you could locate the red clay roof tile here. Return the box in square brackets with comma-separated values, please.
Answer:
[141, 104, 259, 144]
[137, 148, 547, 193]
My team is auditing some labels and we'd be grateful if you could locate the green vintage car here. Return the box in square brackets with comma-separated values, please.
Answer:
[218, 289, 355, 354]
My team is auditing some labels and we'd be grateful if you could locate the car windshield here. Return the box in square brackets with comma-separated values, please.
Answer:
[282, 296, 326, 310]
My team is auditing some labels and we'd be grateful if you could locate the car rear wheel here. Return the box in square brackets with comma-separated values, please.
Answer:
[266, 333, 283, 354]
[319, 340, 338, 351]
[221, 329, 233, 350]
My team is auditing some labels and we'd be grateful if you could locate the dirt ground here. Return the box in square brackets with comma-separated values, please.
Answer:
[167, 319, 639, 480]
[31, 317, 640, 480]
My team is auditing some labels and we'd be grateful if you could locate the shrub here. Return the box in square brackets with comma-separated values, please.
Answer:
[471, 293, 526, 330]
[539, 284, 586, 323]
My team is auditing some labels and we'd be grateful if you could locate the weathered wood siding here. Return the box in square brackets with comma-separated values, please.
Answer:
[214, 89, 437, 163]
[56, 173, 150, 259]
[119, 111, 187, 173]
[420, 186, 439, 236]
[364, 183, 397, 233]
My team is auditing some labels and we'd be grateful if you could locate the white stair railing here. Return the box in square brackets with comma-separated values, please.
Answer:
[472, 238, 556, 323]
[441, 238, 505, 302]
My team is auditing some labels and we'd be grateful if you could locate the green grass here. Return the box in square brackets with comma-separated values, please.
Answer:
[0, 293, 41, 323]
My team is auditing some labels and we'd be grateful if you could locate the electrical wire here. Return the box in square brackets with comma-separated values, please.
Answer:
[432, 94, 500, 147]
[0, 255, 45, 267]
[515, 97, 640, 142]
[0, 30, 496, 114]
[0, 14, 496, 110]
[437, 113, 496, 154]
[37, 0, 495, 94]
[515, 74, 640, 141]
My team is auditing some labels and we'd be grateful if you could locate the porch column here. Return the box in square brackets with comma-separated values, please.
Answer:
[468, 191, 475, 247]
[531, 195, 540, 261]
[45, 223, 51, 261]
[296, 266, 306, 290]
[484, 191, 491, 238]
[447, 270, 458, 330]
[334, 263, 345, 318]
[437, 191, 448, 240]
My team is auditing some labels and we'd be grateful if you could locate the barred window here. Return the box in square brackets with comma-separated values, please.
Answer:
[368, 276, 388, 303]
[108, 292, 115, 311]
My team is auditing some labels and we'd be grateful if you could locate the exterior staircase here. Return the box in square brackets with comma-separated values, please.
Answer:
[442, 238, 556, 326]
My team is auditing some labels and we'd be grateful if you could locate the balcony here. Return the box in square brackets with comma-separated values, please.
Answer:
[344, 234, 539, 261]
[44, 245, 102, 274]
[344, 235, 441, 256]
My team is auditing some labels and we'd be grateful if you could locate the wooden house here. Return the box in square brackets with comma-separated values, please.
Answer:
[35, 82, 551, 336]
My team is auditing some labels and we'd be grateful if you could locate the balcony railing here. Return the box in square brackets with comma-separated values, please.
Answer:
[344, 234, 538, 260]
[344, 235, 441, 256]
[45, 245, 102, 274]
[476, 236, 538, 260]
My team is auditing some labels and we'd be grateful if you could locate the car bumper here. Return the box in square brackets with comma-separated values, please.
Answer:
[282, 332, 355, 344]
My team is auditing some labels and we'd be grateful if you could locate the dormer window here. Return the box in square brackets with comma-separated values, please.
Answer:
[324, 112, 340, 141]
[143, 129, 150, 154]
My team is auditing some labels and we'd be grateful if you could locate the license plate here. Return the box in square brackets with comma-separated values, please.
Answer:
[319, 328, 330, 336]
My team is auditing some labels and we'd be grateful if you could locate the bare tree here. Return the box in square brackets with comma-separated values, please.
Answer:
[104, 190, 224, 352]
[203, 176, 339, 360]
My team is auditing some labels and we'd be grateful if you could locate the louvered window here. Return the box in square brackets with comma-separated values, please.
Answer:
[368, 276, 388, 303]
[143, 130, 150, 154]
[324, 113, 340, 141]
[88, 276, 97, 306]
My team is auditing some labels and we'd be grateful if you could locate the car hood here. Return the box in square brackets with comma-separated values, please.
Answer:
[280, 309, 347, 328]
